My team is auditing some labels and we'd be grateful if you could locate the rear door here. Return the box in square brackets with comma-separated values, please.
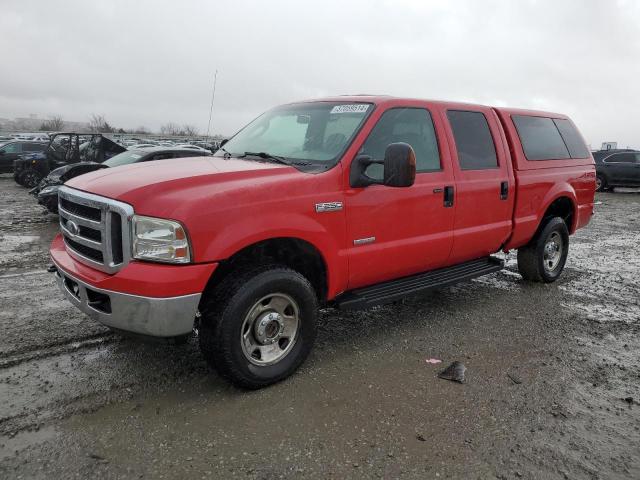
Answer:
[345, 105, 456, 289]
[442, 107, 514, 264]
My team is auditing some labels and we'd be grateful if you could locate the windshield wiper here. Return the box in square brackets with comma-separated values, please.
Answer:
[240, 151, 314, 167]
[239, 151, 292, 165]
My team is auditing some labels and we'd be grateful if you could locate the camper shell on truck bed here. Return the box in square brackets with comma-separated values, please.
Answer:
[49, 96, 595, 388]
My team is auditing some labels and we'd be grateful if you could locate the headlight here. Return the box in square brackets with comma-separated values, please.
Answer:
[39, 186, 57, 195]
[131, 215, 191, 264]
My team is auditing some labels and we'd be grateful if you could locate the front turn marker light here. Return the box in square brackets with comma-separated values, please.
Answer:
[131, 215, 191, 264]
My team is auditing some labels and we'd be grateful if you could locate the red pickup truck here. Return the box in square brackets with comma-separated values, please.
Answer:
[50, 96, 595, 388]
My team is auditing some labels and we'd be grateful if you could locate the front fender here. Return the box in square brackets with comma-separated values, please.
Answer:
[195, 212, 348, 299]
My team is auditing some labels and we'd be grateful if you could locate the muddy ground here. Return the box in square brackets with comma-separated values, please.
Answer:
[0, 174, 638, 479]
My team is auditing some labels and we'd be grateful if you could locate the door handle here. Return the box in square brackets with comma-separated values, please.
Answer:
[500, 181, 508, 200]
[444, 186, 454, 207]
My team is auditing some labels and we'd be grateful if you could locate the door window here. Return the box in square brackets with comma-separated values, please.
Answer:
[2, 143, 21, 154]
[604, 153, 635, 163]
[447, 110, 498, 170]
[23, 143, 46, 152]
[359, 108, 441, 179]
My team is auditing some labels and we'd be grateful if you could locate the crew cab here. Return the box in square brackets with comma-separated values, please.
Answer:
[49, 96, 595, 389]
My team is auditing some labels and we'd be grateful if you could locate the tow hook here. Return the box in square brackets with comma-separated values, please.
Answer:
[47, 264, 57, 274]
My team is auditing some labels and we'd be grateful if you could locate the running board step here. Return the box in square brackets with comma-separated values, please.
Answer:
[336, 256, 504, 310]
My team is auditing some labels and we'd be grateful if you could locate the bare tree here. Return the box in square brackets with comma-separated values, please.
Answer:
[88, 114, 115, 133]
[160, 122, 180, 135]
[182, 124, 198, 136]
[39, 115, 65, 131]
[159, 123, 198, 136]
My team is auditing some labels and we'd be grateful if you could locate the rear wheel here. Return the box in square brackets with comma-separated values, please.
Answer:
[199, 265, 317, 389]
[517, 217, 569, 283]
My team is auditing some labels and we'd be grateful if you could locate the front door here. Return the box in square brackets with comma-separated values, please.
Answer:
[602, 152, 640, 185]
[345, 105, 456, 289]
[0, 143, 22, 172]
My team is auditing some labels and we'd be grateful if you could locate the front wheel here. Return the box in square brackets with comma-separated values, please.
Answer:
[40, 195, 59, 214]
[199, 265, 318, 389]
[20, 169, 43, 188]
[517, 217, 569, 283]
[595, 174, 608, 192]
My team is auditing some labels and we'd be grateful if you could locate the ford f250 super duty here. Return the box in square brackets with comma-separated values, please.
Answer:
[49, 96, 596, 388]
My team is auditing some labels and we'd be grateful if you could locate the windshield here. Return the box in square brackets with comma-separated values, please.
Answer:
[214, 102, 372, 168]
[104, 150, 143, 167]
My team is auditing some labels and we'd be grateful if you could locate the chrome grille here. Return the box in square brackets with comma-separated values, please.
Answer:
[58, 186, 134, 274]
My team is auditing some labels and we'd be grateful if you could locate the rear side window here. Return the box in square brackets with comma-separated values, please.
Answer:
[552, 119, 589, 158]
[447, 110, 498, 170]
[23, 143, 46, 152]
[512, 115, 575, 160]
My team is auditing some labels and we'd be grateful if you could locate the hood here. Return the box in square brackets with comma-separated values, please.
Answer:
[65, 156, 294, 204]
[46, 162, 105, 183]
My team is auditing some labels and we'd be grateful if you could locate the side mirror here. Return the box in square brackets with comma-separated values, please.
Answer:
[350, 142, 416, 188]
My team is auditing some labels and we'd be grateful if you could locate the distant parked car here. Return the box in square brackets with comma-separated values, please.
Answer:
[0, 141, 48, 174]
[12, 133, 50, 142]
[174, 144, 210, 152]
[32, 146, 212, 213]
[127, 143, 158, 149]
[593, 149, 640, 191]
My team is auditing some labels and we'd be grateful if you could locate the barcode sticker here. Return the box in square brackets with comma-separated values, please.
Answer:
[330, 104, 370, 114]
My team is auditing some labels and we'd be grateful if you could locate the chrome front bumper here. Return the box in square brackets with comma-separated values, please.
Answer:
[52, 261, 201, 337]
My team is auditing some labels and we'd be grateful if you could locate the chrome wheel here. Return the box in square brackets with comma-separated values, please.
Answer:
[543, 231, 563, 273]
[241, 293, 300, 366]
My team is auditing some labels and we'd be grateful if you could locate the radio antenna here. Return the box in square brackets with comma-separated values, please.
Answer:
[205, 69, 218, 142]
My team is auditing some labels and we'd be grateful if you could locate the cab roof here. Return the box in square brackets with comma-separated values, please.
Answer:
[295, 95, 568, 120]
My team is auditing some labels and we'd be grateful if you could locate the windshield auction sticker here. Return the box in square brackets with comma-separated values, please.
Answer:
[330, 104, 370, 114]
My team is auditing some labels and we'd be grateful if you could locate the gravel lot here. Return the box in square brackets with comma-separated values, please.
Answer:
[0, 174, 639, 479]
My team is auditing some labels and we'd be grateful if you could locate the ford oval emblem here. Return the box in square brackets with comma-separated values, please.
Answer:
[66, 220, 80, 236]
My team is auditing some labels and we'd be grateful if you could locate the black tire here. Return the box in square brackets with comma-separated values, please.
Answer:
[595, 174, 607, 192]
[14, 172, 26, 187]
[199, 265, 318, 389]
[41, 195, 59, 214]
[517, 217, 569, 283]
[20, 169, 43, 188]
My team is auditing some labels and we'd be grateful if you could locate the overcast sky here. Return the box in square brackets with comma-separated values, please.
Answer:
[1, 0, 639, 148]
